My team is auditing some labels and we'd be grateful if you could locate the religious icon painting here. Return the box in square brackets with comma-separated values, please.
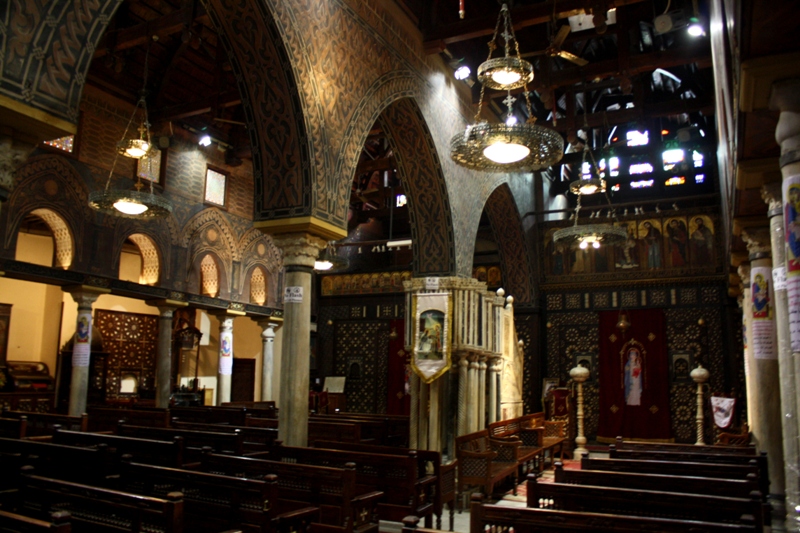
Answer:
[784, 174, 800, 353]
[669, 351, 693, 383]
[411, 292, 452, 384]
[620, 339, 646, 406]
[614, 221, 639, 270]
[637, 219, 663, 270]
[664, 216, 689, 268]
[689, 215, 715, 266]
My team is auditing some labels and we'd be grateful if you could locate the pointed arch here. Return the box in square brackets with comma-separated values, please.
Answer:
[482, 183, 535, 304]
[20, 209, 74, 269]
[125, 233, 161, 286]
[199, 253, 222, 297]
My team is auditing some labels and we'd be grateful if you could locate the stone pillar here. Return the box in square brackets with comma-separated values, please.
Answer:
[457, 353, 468, 436]
[147, 300, 188, 408]
[409, 370, 420, 448]
[739, 263, 755, 427]
[467, 354, 479, 432]
[690, 365, 710, 445]
[429, 378, 441, 452]
[254, 318, 282, 401]
[212, 312, 239, 405]
[742, 228, 786, 500]
[763, 183, 800, 521]
[418, 381, 429, 449]
[477, 354, 487, 430]
[63, 286, 108, 416]
[271, 233, 326, 447]
[488, 355, 500, 424]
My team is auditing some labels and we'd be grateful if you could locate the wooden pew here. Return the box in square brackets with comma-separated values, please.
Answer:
[116, 423, 245, 460]
[112, 459, 319, 533]
[258, 445, 436, 524]
[87, 407, 170, 432]
[614, 436, 756, 455]
[10, 467, 183, 533]
[192, 452, 382, 533]
[319, 413, 410, 447]
[606, 446, 770, 498]
[242, 418, 363, 446]
[455, 429, 520, 502]
[526, 475, 764, 529]
[0, 438, 109, 489]
[169, 406, 249, 426]
[0, 509, 71, 533]
[464, 495, 759, 533]
[222, 402, 279, 420]
[313, 440, 456, 531]
[170, 420, 280, 453]
[1, 410, 88, 437]
[581, 455, 761, 482]
[0, 417, 27, 439]
[52, 428, 185, 467]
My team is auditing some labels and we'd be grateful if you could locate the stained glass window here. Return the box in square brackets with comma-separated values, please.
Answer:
[43, 135, 74, 153]
[205, 168, 227, 206]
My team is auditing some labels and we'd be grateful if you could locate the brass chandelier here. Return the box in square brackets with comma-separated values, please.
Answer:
[450, 4, 564, 172]
[89, 37, 173, 219]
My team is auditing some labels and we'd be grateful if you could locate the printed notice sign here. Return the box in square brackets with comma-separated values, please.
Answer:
[751, 266, 777, 360]
[284, 286, 304, 303]
[784, 174, 800, 352]
[774, 267, 787, 291]
[72, 310, 92, 367]
[425, 277, 439, 291]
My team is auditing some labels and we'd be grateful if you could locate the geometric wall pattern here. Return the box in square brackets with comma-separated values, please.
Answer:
[333, 320, 390, 414]
[127, 233, 160, 285]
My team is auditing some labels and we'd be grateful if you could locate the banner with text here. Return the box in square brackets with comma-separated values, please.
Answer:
[219, 329, 233, 375]
[73, 310, 92, 367]
[783, 174, 800, 352]
[412, 292, 452, 384]
[751, 266, 776, 359]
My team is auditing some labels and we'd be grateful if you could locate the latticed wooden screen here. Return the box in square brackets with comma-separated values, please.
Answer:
[95, 310, 159, 400]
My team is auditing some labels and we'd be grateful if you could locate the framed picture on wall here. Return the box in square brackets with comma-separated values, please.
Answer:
[0, 303, 11, 365]
[573, 352, 596, 382]
[542, 378, 559, 401]
[670, 351, 693, 383]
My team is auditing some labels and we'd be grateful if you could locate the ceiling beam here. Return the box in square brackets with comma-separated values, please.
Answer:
[94, 5, 209, 58]
[423, 0, 646, 53]
[547, 97, 715, 132]
[151, 89, 242, 121]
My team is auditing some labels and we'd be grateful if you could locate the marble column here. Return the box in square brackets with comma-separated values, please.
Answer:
[477, 355, 487, 430]
[272, 233, 326, 447]
[739, 263, 754, 428]
[409, 370, 420, 448]
[418, 381, 429, 449]
[763, 183, 800, 521]
[212, 312, 241, 405]
[254, 318, 282, 401]
[429, 378, 441, 452]
[742, 228, 786, 500]
[63, 286, 108, 416]
[488, 355, 501, 424]
[457, 353, 468, 436]
[467, 354, 479, 432]
[146, 300, 188, 408]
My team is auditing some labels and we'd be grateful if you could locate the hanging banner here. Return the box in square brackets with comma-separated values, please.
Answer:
[412, 292, 452, 384]
[783, 174, 800, 352]
[73, 310, 92, 367]
[219, 329, 233, 375]
[751, 266, 776, 360]
[711, 396, 736, 429]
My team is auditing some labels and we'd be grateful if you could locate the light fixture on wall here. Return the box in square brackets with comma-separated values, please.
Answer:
[450, 4, 564, 172]
[89, 36, 173, 219]
[314, 242, 348, 272]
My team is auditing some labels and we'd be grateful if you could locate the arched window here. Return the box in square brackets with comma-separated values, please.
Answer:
[250, 267, 267, 305]
[15, 209, 73, 269]
[200, 254, 220, 297]
[124, 234, 160, 285]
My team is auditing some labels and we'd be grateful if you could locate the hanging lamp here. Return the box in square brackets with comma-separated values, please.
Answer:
[89, 36, 173, 219]
[314, 242, 349, 272]
[450, 4, 563, 172]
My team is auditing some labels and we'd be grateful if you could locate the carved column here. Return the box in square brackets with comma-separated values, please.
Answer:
[429, 378, 441, 452]
[690, 365, 710, 445]
[254, 318, 282, 401]
[147, 300, 188, 408]
[212, 312, 241, 405]
[488, 355, 501, 424]
[742, 228, 786, 500]
[739, 263, 754, 427]
[457, 353, 469, 436]
[409, 369, 420, 448]
[466, 354, 478, 433]
[63, 286, 108, 416]
[418, 381, 429, 449]
[570, 365, 589, 459]
[271, 233, 326, 447]
[477, 354, 487, 430]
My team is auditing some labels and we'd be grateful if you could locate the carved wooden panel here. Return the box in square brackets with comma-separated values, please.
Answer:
[95, 310, 158, 400]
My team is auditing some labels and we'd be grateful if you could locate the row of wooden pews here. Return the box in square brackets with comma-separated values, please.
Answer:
[450, 436, 768, 533]
[0, 406, 455, 533]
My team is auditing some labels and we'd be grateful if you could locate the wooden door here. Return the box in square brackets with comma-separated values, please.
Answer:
[231, 358, 255, 402]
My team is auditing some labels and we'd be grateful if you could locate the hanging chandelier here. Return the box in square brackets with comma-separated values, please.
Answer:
[450, 4, 564, 172]
[569, 145, 607, 196]
[553, 193, 627, 250]
[89, 37, 173, 219]
[314, 242, 349, 272]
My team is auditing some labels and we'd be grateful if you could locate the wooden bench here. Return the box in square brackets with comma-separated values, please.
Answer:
[487, 419, 545, 473]
[464, 494, 758, 533]
[0, 438, 109, 489]
[10, 467, 184, 533]
[222, 402, 279, 420]
[0, 509, 71, 533]
[87, 407, 170, 432]
[526, 474, 765, 529]
[193, 452, 382, 533]
[2, 410, 88, 437]
[259, 445, 436, 524]
[116, 423, 245, 460]
[241, 419, 364, 446]
[582, 455, 761, 482]
[0, 416, 27, 439]
[455, 429, 520, 503]
[112, 459, 318, 533]
[169, 406, 250, 426]
[607, 446, 770, 498]
[52, 428, 185, 467]
[313, 440, 457, 531]
[489, 414, 566, 470]
[312, 413, 410, 447]
[614, 435, 756, 455]
[170, 420, 280, 453]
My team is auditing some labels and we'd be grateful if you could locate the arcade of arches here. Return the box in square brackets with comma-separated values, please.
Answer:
[0, 0, 799, 529]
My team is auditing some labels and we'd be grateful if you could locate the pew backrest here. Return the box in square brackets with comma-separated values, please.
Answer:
[2, 411, 88, 436]
[614, 436, 756, 455]
[52, 428, 185, 467]
[0, 509, 71, 533]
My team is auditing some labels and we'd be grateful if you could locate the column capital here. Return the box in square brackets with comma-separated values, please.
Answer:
[253, 316, 283, 329]
[272, 233, 327, 270]
[761, 183, 783, 214]
[741, 227, 772, 259]
[63, 285, 110, 307]
[738, 263, 752, 289]
[770, 79, 800, 114]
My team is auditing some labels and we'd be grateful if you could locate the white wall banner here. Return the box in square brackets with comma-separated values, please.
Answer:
[412, 292, 452, 383]
[783, 174, 800, 352]
[751, 266, 776, 360]
[72, 309, 92, 367]
[219, 329, 233, 375]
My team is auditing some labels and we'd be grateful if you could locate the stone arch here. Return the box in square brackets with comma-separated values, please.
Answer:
[182, 208, 238, 257]
[377, 97, 456, 276]
[242, 264, 270, 306]
[239, 229, 282, 306]
[4, 155, 89, 265]
[195, 252, 224, 298]
[482, 183, 535, 304]
[121, 233, 162, 286]
[19, 208, 75, 269]
[112, 222, 172, 284]
[183, 210, 236, 299]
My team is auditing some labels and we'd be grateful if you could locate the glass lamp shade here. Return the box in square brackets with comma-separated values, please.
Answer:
[451, 122, 564, 172]
[483, 142, 531, 164]
[569, 178, 607, 196]
[477, 57, 534, 90]
[117, 138, 151, 159]
[553, 223, 628, 249]
[89, 189, 173, 219]
[113, 199, 149, 215]
[314, 259, 334, 271]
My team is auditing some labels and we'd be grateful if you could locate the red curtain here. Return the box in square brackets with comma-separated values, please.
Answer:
[597, 308, 671, 442]
[386, 319, 410, 415]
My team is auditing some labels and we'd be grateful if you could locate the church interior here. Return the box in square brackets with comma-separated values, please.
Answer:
[0, 0, 798, 531]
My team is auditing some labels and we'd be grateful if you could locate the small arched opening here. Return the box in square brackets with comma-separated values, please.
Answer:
[14, 208, 74, 269]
